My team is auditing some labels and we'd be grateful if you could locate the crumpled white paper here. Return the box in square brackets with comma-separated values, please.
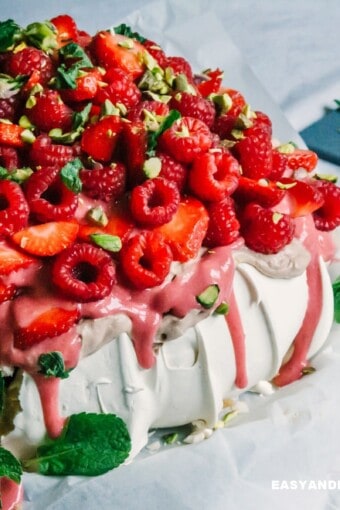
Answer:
[2, 1, 339, 508]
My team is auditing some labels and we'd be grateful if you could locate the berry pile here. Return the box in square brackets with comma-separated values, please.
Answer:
[0, 15, 339, 350]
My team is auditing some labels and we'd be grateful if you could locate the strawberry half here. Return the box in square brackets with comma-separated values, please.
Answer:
[14, 307, 80, 350]
[234, 176, 285, 208]
[0, 280, 17, 303]
[277, 178, 324, 217]
[12, 221, 79, 256]
[50, 14, 79, 46]
[156, 197, 209, 262]
[0, 242, 36, 275]
[81, 115, 122, 162]
[0, 123, 25, 148]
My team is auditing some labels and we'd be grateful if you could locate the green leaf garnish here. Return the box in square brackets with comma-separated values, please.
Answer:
[163, 432, 178, 445]
[59, 42, 93, 69]
[0, 446, 22, 484]
[24, 21, 57, 52]
[113, 23, 146, 43]
[196, 284, 220, 309]
[333, 277, 340, 323]
[60, 158, 83, 193]
[0, 20, 22, 52]
[55, 63, 80, 89]
[55, 43, 93, 90]
[38, 352, 71, 379]
[22, 412, 131, 476]
[72, 102, 92, 131]
[146, 109, 181, 156]
[0, 73, 27, 98]
[90, 233, 122, 252]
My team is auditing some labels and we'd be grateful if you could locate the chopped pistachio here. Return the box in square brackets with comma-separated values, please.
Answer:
[314, 173, 338, 183]
[143, 90, 172, 103]
[90, 233, 122, 252]
[276, 180, 297, 190]
[196, 284, 220, 309]
[143, 157, 162, 178]
[222, 409, 239, 425]
[235, 112, 253, 130]
[210, 92, 232, 115]
[20, 129, 36, 144]
[277, 142, 296, 154]
[230, 129, 245, 140]
[18, 115, 34, 129]
[301, 366, 316, 376]
[163, 432, 179, 445]
[142, 51, 161, 72]
[118, 39, 134, 49]
[214, 301, 229, 315]
[86, 206, 109, 227]
[25, 95, 37, 109]
[272, 212, 283, 224]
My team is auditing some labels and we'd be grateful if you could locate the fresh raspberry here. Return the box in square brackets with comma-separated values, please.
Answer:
[26, 90, 73, 132]
[5, 47, 54, 85]
[0, 180, 29, 237]
[130, 177, 180, 227]
[96, 67, 141, 110]
[268, 149, 288, 180]
[204, 197, 240, 248]
[159, 116, 213, 164]
[156, 152, 187, 191]
[312, 180, 340, 231]
[285, 148, 318, 172]
[240, 203, 295, 254]
[143, 40, 167, 67]
[29, 135, 75, 168]
[25, 165, 78, 222]
[0, 95, 20, 122]
[120, 231, 173, 289]
[165, 56, 194, 83]
[211, 113, 238, 140]
[127, 100, 169, 122]
[233, 176, 285, 208]
[81, 114, 122, 162]
[0, 146, 20, 170]
[170, 92, 215, 128]
[188, 150, 240, 202]
[0, 280, 17, 304]
[222, 88, 246, 116]
[52, 243, 116, 302]
[80, 163, 126, 202]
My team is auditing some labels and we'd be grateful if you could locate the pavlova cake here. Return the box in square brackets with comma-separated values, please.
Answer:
[0, 14, 339, 509]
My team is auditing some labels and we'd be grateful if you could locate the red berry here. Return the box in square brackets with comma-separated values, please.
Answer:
[159, 116, 213, 163]
[25, 165, 78, 222]
[52, 243, 116, 302]
[80, 163, 126, 202]
[204, 197, 240, 248]
[121, 120, 148, 185]
[156, 151, 187, 191]
[60, 68, 102, 103]
[96, 68, 141, 110]
[188, 150, 240, 202]
[165, 56, 194, 83]
[14, 307, 80, 350]
[0, 146, 20, 170]
[143, 40, 167, 67]
[196, 68, 223, 97]
[50, 14, 79, 46]
[285, 148, 318, 172]
[120, 231, 172, 289]
[0, 241, 36, 275]
[0, 180, 29, 237]
[5, 47, 54, 85]
[0, 95, 20, 122]
[234, 176, 285, 208]
[211, 113, 238, 140]
[269, 149, 288, 180]
[170, 92, 216, 128]
[29, 135, 75, 168]
[240, 203, 295, 254]
[0, 123, 25, 148]
[27, 90, 73, 132]
[127, 100, 169, 122]
[312, 180, 340, 231]
[222, 88, 246, 116]
[130, 177, 180, 227]
[12, 221, 79, 256]
[277, 178, 324, 218]
[81, 115, 122, 162]
[0, 279, 17, 303]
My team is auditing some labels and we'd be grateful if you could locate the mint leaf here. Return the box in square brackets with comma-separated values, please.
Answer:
[23, 412, 131, 476]
[0, 370, 4, 415]
[90, 233, 122, 252]
[0, 20, 22, 52]
[147, 109, 181, 156]
[0, 446, 22, 483]
[113, 24, 146, 43]
[59, 42, 93, 69]
[72, 102, 92, 131]
[38, 352, 71, 379]
[333, 278, 340, 323]
[60, 158, 83, 193]
[55, 63, 80, 89]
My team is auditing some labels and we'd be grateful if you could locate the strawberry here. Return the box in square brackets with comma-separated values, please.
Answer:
[96, 67, 141, 110]
[119, 231, 173, 289]
[221, 88, 246, 116]
[0, 180, 29, 237]
[121, 120, 148, 185]
[0, 122, 25, 148]
[50, 14, 79, 46]
[26, 90, 73, 133]
[159, 116, 213, 164]
[188, 150, 240, 202]
[14, 307, 80, 350]
[81, 114, 122, 162]
[156, 197, 209, 262]
[0, 242, 35, 275]
[60, 68, 102, 103]
[12, 221, 79, 256]
[312, 180, 340, 231]
[0, 280, 17, 303]
[284, 148, 318, 172]
[5, 47, 54, 86]
[234, 176, 285, 208]
[276, 178, 324, 217]
[196, 69, 223, 97]
[78, 202, 133, 243]
[170, 92, 215, 128]
[127, 100, 169, 123]
[91, 31, 146, 79]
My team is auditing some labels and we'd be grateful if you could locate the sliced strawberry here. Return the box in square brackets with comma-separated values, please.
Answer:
[196, 68, 223, 97]
[78, 202, 134, 242]
[81, 115, 122, 162]
[14, 307, 80, 350]
[91, 31, 146, 79]
[0, 242, 36, 275]
[121, 120, 148, 186]
[12, 221, 79, 256]
[284, 148, 318, 172]
[0, 280, 17, 303]
[277, 178, 324, 217]
[234, 176, 285, 208]
[156, 197, 209, 262]
[50, 14, 79, 46]
[0, 123, 25, 148]
[60, 68, 102, 103]
[219, 87, 246, 116]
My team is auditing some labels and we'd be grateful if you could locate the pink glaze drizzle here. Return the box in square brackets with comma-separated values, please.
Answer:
[225, 290, 248, 388]
[32, 375, 66, 438]
[0, 477, 23, 510]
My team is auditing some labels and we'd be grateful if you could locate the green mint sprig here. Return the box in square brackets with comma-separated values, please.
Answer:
[60, 158, 83, 193]
[333, 277, 340, 323]
[38, 352, 71, 379]
[146, 109, 181, 156]
[0, 446, 22, 483]
[113, 23, 146, 43]
[0, 19, 22, 51]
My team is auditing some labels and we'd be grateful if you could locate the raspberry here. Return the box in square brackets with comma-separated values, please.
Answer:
[0, 146, 20, 170]
[143, 40, 167, 67]
[130, 177, 180, 227]
[80, 163, 126, 202]
[0, 95, 20, 122]
[204, 197, 240, 248]
[5, 47, 54, 85]
[25, 166, 78, 222]
[96, 67, 141, 110]
[29, 135, 75, 168]
[165, 56, 194, 83]
[312, 180, 340, 231]
[268, 149, 287, 180]
[223, 88, 247, 116]
[159, 116, 213, 164]
[0, 180, 29, 237]
[157, 152, 187, 191]
[26, 90, 73, 132]
[240, 203, 295, 254]
[188, 150, 240, 202]
[52, 243, 116, 302]
[127, 100, 169, 122]
[0, 280, 17, 304]
[211, 113, 238, 140]
[120, 231, 173, 289]
[170, 92, 216, 128]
